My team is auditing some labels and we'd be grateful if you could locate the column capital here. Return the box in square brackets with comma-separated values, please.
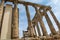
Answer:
[43, 6, 51, 11]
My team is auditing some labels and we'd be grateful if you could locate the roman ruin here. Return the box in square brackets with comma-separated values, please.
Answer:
[0, 0, 60, 40]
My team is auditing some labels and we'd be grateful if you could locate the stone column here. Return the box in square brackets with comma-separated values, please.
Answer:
[1, 5, 12, 39]
[36, 23, 41, 36]
[31, 24, 36, 37]
[35, 16, 41, 36]
[0, 0, 4, 27]
[34, 7, 48, 36]
[25, 5, 34, 37]
[33, 26, 37, 36]
[0, 0, 4, 37]
[32, 21, 37, 36]
[11, 4, 19, 39]
[44, 9, 57, 35]
[34, 14, 41, 36]
[49, 10, 60, 31]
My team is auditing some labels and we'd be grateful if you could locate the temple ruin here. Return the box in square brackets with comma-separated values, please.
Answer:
[0, 0, 60, 40]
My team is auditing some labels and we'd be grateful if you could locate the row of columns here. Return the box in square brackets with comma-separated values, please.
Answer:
[25, 5, 35, 37]
[43, 9, 57, 35]
[25, 5, 60, 37]
[24, 5, 48, 37]
[34, 6, 48, 36]
[0, 0, 60, 39]
[0, 0, 19, 39]
[32, 18, 41, 36]
[49, 10, 60, 31]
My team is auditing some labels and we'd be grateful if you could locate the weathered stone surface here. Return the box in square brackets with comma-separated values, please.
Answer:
[1, 5, 12, 39]
[0, 0, 60, 40]
[35, 7, 48, 36]
[11, 4, 19, 39]
[0, 1, 4, 37]
[25, 5, 34, 37]
[44, 10, 57, 35]
[49, 10, 60, 31]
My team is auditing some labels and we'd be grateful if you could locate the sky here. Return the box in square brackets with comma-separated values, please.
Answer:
[0, 0, 60, 38]
[18, 0, 60, 38]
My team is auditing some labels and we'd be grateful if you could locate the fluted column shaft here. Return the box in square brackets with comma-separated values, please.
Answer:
[49, 10, 60, 31]
[12, 4, 19, 39]
[1, 5, 12, 39]
[0, 0, 4, 27]
[34, 7, 48, 36]
[32, 14, 41, 36]
[0, 1, 4, 37]
[36, 23, 41, 36]
[25, 5, 34, 37]
[33, 13, 41, 36]
[25, 5, 31, 27]
[44, 9, 57, 35]
[35, 16, 41, 36]
[32, 21, 37, 36]
[31, 24, 36, 37]
[32, 14, 38, 36]
[33, 25, 37, 36]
